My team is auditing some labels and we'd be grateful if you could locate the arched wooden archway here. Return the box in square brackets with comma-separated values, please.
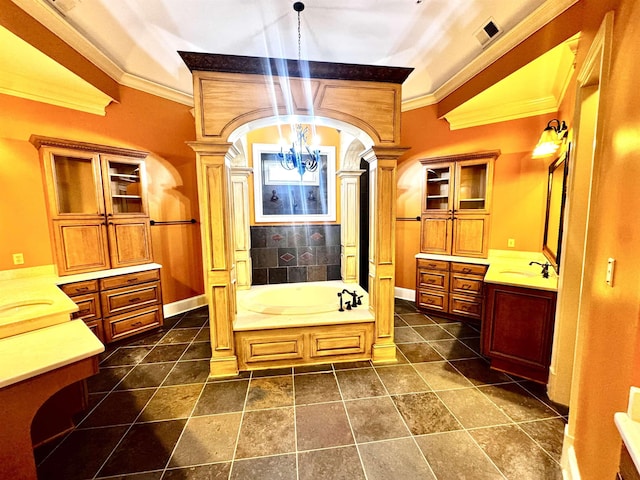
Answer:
[182, 52, 412, 377]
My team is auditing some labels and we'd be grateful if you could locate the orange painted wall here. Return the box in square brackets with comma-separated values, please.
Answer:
[563, 0, 640, 478]
[246, 124, 341, 226]
[397, 106, 558, 289]
[0, 87, 203, 304]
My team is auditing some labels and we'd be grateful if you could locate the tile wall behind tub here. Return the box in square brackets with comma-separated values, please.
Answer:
[250, 225, 341, 285]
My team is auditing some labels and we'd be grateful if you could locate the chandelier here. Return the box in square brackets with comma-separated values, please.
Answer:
[278, 124, 320, 178]
[277, 2, 321, 179]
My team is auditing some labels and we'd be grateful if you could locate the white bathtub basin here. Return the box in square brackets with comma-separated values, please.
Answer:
[241, 282, 355, 315]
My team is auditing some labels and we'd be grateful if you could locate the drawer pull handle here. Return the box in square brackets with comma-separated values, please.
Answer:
[462, 268, 471, 273]
[462, 284, 471, 290]
[131, 321, 143, 327]
[77, 308, 90, 315]
[129, 297, 141, 303]
[428, 263, 436, 268]
[127, 278, 139, 283]
[75, 287, 89, 292]
[427, 279, 435, 284]
[427, 299, 434, 304]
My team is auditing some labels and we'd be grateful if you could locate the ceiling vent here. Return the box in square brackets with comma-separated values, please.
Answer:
[475, 18, 501, 47]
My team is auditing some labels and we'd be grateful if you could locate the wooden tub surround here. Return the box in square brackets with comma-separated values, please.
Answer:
[181, 53, 412, 377]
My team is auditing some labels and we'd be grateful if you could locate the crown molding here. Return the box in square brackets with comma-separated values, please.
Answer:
[401, 93, 438, 112]
[0, 69, 111, 115]
[10, 0, 194, 107]
[445, 96, 558, 130]
[400, 0, 580, 112]
[120, 73, 193, 107]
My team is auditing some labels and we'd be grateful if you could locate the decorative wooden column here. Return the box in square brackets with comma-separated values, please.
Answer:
[363, 146, 409, 364]
[188, 141, 239, 377]
[230, 162, 253, 290]
[337, 169, 364, 283]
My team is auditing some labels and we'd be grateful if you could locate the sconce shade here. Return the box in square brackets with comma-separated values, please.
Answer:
[533, 119, 568, 158]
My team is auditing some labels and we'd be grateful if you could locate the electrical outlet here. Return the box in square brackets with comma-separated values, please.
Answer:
[507, 238, 515, 248]
[12, 253, 24, 265]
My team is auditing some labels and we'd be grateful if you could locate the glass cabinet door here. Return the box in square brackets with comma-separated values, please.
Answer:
[423, 163, 454, 213]
[51, 152, 103, 216]
[455, 160, 491, 213]
[102, 156, 147, 216]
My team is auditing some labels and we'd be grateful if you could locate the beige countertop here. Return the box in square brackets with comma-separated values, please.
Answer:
[0, 263, 161, 388]
[415, 249, 558, 292]
[0, 320, 104, 389]
[0, 266, 78, 339]
[616, 387, 640, 474]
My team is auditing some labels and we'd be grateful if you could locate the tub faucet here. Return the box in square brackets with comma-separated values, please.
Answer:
[342, 289, 360, 308]
[529, 261, 551, 278]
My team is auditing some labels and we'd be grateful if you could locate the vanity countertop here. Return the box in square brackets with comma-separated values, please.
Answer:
[0, 320, 104, 389]
[0, 266, 78, 339]
[415, 250, 558, 292]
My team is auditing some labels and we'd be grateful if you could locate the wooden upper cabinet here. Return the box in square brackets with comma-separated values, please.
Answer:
[420, 151, 499, 258]
[31, 136, 152, 275]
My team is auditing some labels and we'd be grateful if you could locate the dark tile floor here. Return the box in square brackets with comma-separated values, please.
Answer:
[35, 299, 568, 480]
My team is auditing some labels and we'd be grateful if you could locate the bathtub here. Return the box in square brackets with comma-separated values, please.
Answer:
[235, 280, 373, 331]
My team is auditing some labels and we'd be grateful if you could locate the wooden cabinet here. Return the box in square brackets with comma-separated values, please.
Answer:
[415, 258, 487, 322]
[420, 151, 499, 258]
[60, 268, 163, 344]
[31, 136, 152, 276]
[482, 283, 557, 383]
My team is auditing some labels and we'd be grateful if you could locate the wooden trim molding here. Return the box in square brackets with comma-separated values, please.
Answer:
[29, 135, 148, 158]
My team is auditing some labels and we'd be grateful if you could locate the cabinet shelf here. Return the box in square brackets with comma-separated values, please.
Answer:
[426, 195, 448, 199]
[112, 194, 142, 199]
[427, 178, 449, 183]
[460, 198, 486, 202]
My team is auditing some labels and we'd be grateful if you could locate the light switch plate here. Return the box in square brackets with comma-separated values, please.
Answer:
[606, 258, 615, 286]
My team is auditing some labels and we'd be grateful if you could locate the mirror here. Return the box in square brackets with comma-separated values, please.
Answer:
[543, 144, 570, 271]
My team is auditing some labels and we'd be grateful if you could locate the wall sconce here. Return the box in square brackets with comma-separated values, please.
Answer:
[533, 119, 568, 158]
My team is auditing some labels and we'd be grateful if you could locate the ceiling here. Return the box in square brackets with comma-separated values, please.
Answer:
[3, 0, 579, 121]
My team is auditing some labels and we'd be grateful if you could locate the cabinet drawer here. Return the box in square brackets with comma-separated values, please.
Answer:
[416, 258, 449, 271]
[416, 290, 448, 311]
[418, 270, 449, 291]
[60, 279, 99, 296]
[241, 333, 305, 364]
[69, 293, 101, 322]
[450, 275, 483, 295]
[451, 262, 487, 277]
[449, 294, 483, 319]
[104, 306, 163, 343]
[310, 326, 370, 358]
[101, 281, 161, 317]
[85, 319, 105, 343]
[99, 269, 160, 290]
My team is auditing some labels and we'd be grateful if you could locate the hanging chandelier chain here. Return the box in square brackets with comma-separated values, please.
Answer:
[297, 8, 301, 61]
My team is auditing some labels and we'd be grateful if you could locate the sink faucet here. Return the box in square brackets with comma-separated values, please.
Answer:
[529, 261, 551, 278]
[341, 289, 360, 308]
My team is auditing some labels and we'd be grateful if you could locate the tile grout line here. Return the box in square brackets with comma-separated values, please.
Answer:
[227, 369, 255, 479]
[369, 361, 440, 480]
[332, 364, 370, 480]
[292, 369, 299, 480]
[158, 318, 211, 478]
[91, 312, 203, 479]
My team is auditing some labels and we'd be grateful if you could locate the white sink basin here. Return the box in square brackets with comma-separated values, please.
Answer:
[499, 270, 540, 278]
[0, 300, 55, 317]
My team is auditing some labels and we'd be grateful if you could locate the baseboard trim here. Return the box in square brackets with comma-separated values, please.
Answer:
[561, 425, 581, 480]
[394, 287, 415, 301]
[163, 294, 207, 318]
